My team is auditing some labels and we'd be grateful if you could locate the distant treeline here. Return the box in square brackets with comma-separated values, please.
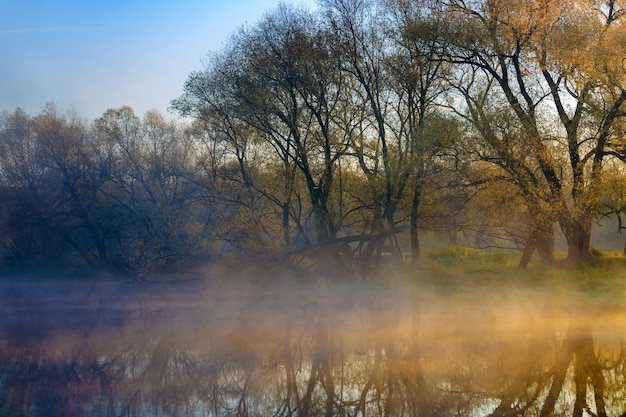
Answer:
[3, 0, 626, 275]
[0, 104, 453, 276]
[0, 106, 212, 275]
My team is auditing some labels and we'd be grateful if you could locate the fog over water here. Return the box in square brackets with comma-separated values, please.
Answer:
[1, 275, 626, 417]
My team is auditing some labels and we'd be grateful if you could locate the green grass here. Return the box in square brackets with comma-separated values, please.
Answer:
[426, 246, 523, 269]
[408, 246, 626, 299]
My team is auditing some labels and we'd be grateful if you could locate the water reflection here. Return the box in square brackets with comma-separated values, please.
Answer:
[1, 280, 626, 417]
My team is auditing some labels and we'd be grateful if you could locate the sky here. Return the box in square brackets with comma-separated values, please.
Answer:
[0, 0, 317, 121]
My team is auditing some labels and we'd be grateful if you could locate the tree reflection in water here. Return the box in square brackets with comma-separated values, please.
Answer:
[1, 280, 626, 417]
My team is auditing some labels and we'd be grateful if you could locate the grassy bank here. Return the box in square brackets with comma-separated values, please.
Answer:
[409, 246, 626, 299]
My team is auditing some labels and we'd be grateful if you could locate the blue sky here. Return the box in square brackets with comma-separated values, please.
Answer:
[0, 0, 317, 120]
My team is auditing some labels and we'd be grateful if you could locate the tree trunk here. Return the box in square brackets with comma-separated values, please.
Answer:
[360, 202, 383, 267]
[518, 242, 536, 270]
[518, 227, 555, 269]
[282, 201, 291, 249]
[563, 217, 594, 265]
[383, 218, 403, 266]
[537, 236, 556, 266]
[312, 199, 333, 245]
[410, 184, 421, 265]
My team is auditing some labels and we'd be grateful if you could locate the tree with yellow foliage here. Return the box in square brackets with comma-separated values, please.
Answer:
[437, 0, 626, 264]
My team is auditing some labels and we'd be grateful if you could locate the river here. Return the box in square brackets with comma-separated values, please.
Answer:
[1, 277, 625, 417]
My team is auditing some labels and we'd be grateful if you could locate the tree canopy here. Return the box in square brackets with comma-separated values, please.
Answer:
[1, 0, 626, 276]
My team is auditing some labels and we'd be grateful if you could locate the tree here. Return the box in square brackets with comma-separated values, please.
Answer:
[93, 107, 207, 274]
[174, 4, 352, 247]
[0, 105, 119, 271]
[437, 0, 626, 265]
[320, 0, 448, 264]
[384, 0, 450, 263]
[0, 108, 58, 267]
[172, 46, 306, 254]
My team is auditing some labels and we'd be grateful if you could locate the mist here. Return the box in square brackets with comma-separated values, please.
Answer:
[4, 0, 626, 415]
[2, 268, 626, 417]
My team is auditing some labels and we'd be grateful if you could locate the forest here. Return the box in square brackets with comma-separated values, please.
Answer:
[2, 0, 626, 277]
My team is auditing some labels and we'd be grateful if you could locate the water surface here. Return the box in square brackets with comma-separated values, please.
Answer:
[1, 278, 625, 417]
